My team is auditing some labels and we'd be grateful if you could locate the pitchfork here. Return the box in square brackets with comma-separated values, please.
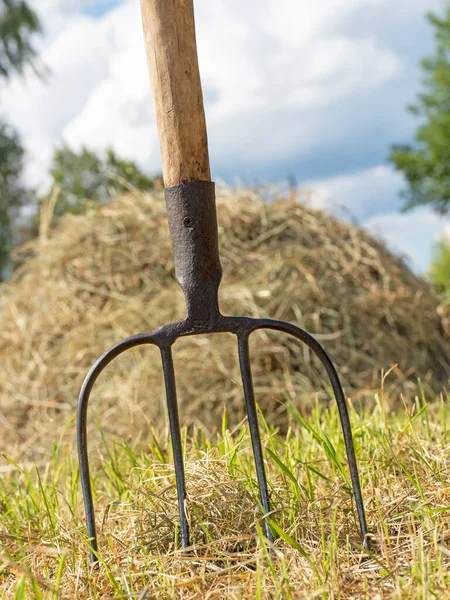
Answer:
[77, 0, 369, 562]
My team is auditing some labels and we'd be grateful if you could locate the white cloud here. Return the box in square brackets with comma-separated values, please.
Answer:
[2, 0, 407, 188]
[364, 208, 450, 272]
[2, 0, 448, 273]
[303, 165, 450, 272]
[61, 4, 158, 172]
[306, 165, 404, 219]
[2, 11, 115, 187]
[261, 0, 385, 45]
[59, 0, 401, 175]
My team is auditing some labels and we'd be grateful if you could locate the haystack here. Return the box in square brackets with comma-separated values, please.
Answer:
[1, 188, 449, 460]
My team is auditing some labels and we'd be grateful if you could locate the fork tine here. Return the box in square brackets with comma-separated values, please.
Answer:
[78, 383, 98, 563]
[77, 333, 154, 563]
[254, 319, 370, 549]
[160, 345, 190, 548]
[237, 334, 274, 543]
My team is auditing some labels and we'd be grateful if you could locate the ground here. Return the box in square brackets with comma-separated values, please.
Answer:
[1, 387, 450, 599]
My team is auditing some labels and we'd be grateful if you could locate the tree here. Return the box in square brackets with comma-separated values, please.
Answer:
[0, 0, 41, 78]
[49, 146, 155, 218]
[0, 1, 41, 277]
[430, 239, 450, 293]
[0, 121, 25, 273]
[390, 7, 450, 214]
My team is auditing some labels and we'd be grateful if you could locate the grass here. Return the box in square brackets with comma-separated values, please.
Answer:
[1, 393, 450, 599]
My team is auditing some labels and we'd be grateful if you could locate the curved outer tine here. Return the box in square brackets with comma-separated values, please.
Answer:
[248, 319, 370, 550]
[77, 332, 157, 562]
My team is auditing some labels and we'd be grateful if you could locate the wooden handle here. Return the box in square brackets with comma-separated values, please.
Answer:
[140, 0, 211, 187]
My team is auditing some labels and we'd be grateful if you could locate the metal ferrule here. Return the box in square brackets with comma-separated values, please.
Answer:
[165, 181, 223, 326]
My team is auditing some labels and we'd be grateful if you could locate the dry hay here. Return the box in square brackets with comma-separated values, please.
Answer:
[0, 187, 448, 460]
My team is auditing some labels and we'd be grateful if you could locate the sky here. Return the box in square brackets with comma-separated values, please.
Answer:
[2, 0, 450, 272]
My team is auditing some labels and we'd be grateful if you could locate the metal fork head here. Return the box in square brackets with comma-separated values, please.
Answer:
[77, 182, 369, 562]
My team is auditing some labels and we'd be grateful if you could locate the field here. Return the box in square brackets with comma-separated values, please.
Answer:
[0, 190, 449, 598]
[2, 387, 450, 599]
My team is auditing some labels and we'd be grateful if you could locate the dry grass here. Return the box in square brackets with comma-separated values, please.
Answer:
[2, 396, 450, 599]
[0, 188, 449, 597]
[0, 188, 448, 464]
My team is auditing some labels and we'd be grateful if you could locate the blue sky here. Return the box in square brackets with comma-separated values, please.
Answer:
[82, 0, 122, 18]
[3, 0, 450, 272]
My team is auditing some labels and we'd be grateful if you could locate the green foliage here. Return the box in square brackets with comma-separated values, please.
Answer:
[0, 120, 25, 275]
[390, 7, 450, 214]
[0, 0, 41, 79]
[430, 239, 450, 293]
[0, 0, 41, 277]
[2, 397, 450, 597]
[49, 145, 155, 217]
